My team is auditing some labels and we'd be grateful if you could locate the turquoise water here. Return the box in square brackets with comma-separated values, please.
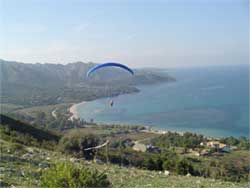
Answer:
[77, 65, 249, 138]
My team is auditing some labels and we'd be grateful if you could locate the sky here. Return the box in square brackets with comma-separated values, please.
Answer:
[0, 0, 249, 68]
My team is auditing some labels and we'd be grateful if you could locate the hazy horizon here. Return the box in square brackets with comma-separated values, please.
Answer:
[0, 0, 249, 68]
[1, 58, 249, 70]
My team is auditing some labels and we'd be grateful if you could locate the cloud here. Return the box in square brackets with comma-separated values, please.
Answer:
[8, 24, 48, 34]
[73, 23, 91, 32]
[124, 34, 136, 40]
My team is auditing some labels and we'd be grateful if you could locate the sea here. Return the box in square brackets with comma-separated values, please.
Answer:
[76, 64, 249, 138]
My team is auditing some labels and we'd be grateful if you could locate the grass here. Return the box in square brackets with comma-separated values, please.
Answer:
[96, 165, 247, 188]
[63, 127, 118, 136]
[116, 132, 158, 141]
[12, 103, 72, 119]
[0, 114, 60, 143]
[0, 139, 249, 188]
[62, 126, 156, 139]
[0, 103, 24, 114]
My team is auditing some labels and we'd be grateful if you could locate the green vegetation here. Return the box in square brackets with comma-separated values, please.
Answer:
[4, 103, 87, 130]
[0, 103, 24, 114]
[0, 114, 59, 149]
[10, 103, 71, 120]
[1, 115, 249, 187]
[151, 132, 205, 148]
[221, 136, 250, 150]
[1, 60, 249, 187]
[56, 127, 250, 183]
[1, 139, 248, 188]
[59, 133, 101, 159]
[219, 151, 250, 182]
[41, 161, 110, 188]
[1, 60, 174, 107]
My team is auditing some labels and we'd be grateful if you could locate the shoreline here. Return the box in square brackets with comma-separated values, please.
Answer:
[67, 102, 225, 139]
[68, 101, 237, 139]
[66, 77, 173, 122]
[69, 101, 86, 120]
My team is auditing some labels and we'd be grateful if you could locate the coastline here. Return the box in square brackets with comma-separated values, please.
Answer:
[67, 98, 222, 138]
[65, 67, 247, 138]
[68, 102, 224, 139]
[69, 101, 86, 120]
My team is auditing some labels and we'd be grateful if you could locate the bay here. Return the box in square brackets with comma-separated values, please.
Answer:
[76, 65, 249, 138]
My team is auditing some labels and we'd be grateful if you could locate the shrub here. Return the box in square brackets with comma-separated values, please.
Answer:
[163, 159, 176, 171]
[155, 157, 163, 171]
[10, 143, 25, 152]
[41, 161, 110, 188]
[59, 133, 101, 159]
[143, 158, 156, 170]
[175, 159, 194, 175]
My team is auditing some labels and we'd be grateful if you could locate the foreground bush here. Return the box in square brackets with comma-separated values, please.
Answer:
[41, 162, 110, 188]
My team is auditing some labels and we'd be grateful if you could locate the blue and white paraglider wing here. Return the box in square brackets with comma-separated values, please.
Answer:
[86, 62, 134, 78]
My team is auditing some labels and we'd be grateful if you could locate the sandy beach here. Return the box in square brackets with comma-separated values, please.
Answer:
[69, 101, 86, 120]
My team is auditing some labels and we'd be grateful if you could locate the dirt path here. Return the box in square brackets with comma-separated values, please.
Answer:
[51, 109, 57, 119]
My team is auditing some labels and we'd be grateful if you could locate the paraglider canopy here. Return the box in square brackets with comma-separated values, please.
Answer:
[86, 62, 134, 78]
[86, 62, 134, 108]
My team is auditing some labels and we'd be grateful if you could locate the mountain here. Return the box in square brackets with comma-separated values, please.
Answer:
[0, 59, 175, 106]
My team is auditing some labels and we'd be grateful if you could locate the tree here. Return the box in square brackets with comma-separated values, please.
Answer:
[59, 133, 101, 160]
[79, 134, 100, 159]
[163, 159, 175, 171]
[175, 159, 194, 175]
[221, 136, 239, 146]
[59, 136, 80, 154]
[35, 111, 46, 127]
[143, 158, 156, 170]
[155, 157, 163, 171]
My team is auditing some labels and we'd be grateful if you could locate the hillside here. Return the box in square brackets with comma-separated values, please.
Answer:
[0, 114, 60, 144]
[0, 115, 249, 187]
[1, 138, 248, 188]
[0, 59, 175, 106]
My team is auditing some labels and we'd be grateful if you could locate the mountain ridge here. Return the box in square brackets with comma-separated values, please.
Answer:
[0, 59, 175, 106]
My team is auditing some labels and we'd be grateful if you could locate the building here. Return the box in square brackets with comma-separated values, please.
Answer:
[206, 141, 220, 149]
[146, 144, 161, 153]
[132, 143, 147, 152]
[199, 149, 209, 156]
[220, 144, 231, 152]
[206, 141, 232, 152]
[132, 143, 161, 153]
